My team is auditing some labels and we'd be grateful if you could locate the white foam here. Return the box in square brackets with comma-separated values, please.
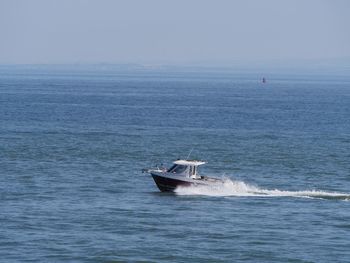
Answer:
[174, 178, 350, 201]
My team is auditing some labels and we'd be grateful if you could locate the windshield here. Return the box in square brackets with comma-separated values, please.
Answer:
[167, 164, 177, 172]
[169, 164, 187, 174]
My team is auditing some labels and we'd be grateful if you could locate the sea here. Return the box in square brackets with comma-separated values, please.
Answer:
[1, 65, 350, 262]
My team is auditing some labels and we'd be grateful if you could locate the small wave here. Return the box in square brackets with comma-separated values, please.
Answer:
[174, 178, 350, 201]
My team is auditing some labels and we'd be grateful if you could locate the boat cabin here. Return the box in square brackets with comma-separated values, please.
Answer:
[167, 160, 206, 179]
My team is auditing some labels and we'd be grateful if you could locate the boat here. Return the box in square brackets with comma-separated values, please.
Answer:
[143, 159, 224, 192]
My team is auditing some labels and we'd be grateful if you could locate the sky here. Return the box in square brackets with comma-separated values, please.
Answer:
[0, 0, 349, 65]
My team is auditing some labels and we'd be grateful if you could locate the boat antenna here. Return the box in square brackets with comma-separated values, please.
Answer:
[186, 148, 194, 160]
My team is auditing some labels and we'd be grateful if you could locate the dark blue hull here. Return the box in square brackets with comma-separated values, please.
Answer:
[151, 173, 192, 192]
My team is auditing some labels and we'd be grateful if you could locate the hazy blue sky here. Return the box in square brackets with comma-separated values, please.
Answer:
[1, 0, 349, 64]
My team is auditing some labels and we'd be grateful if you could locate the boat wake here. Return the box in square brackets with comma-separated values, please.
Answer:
[174, 178, 350, 201]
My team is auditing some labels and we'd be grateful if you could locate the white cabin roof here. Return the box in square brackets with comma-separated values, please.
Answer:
[173, 160, 206, 166]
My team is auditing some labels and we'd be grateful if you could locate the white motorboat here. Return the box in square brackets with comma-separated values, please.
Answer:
[143, 159, 224, 192]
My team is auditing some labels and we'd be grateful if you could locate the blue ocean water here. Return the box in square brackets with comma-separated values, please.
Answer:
[1, 65, 350, 262]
